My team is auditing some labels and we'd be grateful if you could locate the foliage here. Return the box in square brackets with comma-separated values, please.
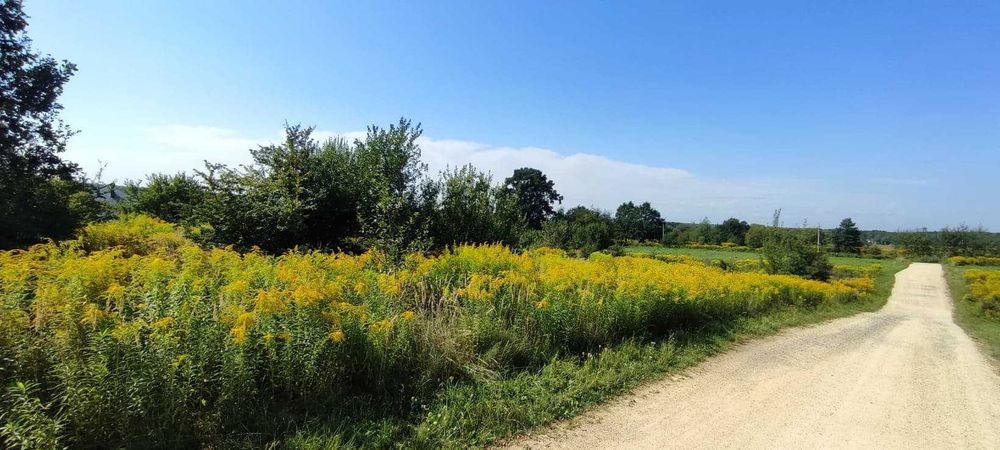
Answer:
[503, 167, 563, 229]
[939, 225, 997, 257]
[962, 269, 1000, 319]
[744, 224, 769, 248]
[525, 207, 615, 256]
[0, 0, 104, 249]
[614, 202, 664, 242]
[897, 231, 939, 258]
[945, 265, 1000, 361]
[949, 256, 1000, 266]
[0, 382, 65, 450]
[119, 173, 206, 224]
[831, 263, 882, 280]
[432, 165, 524, 246]
[718, 218, 751, 246]
[0, 216, 874, 447]
[831, 218, 862, 254]
[761, 230, 832, 281]
[354, 119, 437, 262]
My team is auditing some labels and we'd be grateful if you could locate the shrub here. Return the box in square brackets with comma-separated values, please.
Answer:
[761, 232, 832, 281]
[949, 256, 1000, 266]
[962, 270, 1000, 318]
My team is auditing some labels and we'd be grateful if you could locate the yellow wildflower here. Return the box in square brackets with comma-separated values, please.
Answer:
[230, 325, 248, 344]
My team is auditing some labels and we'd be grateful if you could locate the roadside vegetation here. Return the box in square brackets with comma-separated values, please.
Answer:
[0, 216, 903, 448]
[0, 2, 993, 448]
[945, 260, 1000, 360]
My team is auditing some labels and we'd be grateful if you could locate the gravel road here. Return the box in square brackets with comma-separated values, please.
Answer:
[511, 263, 1000, 449]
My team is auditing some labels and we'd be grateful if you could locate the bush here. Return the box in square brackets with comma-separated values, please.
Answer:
[761, 232, 832, 281]
[963, 270, 1000, 319]
[949, 256, 1000, 266]
[525, 207, 614, 256]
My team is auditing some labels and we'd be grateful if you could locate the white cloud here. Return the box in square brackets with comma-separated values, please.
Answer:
[146, 125, 262, 154]
[418, 137, 694, 210]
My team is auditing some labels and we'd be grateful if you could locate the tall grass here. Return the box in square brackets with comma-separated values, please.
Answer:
[0, 216, 877, 448]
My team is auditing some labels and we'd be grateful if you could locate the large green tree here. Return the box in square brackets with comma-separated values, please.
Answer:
[614, 201, 664, 241]
[354, 118, 437, 260]
[719, 217, 751, 245]
[0, 0, 100, 248]
[503, 167, 562, 229]
[831, 218, 862, 254]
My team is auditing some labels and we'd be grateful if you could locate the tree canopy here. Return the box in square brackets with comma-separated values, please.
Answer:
[0, 0, 102, 249]
[831, 218, 862, 254]
[503, 167, 563, 229]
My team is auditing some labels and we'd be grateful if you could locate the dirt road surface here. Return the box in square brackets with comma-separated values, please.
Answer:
[510, 263, 1000, 449]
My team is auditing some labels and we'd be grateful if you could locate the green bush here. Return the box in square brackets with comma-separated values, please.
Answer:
[762, 232, 832, 281]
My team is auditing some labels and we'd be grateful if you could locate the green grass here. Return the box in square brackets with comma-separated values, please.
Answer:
[287, 258, 907, 448]
[624, 245, 888, 268]
[625, 246, 760, 261]
[945, 264, 1000, 361]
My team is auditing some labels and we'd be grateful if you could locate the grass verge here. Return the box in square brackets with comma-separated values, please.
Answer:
[288, 259, 906, 448]
[944, 264, 1000, 361]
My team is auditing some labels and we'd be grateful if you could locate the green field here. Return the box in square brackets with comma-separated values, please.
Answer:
[624, 246, 889, 267]
[945, 264, 1000, 360]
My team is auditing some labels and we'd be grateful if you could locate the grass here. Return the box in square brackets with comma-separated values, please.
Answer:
[944, 264, 1000, 361]
[625, 245, 889, 268]
[289, 258, 907, 448]
[625, 246, 761, 261]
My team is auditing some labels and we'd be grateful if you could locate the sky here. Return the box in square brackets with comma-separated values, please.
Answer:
[22, 0, 1000, 230]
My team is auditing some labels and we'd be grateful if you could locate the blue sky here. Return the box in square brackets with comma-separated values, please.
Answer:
[24, 0, 1000, 230]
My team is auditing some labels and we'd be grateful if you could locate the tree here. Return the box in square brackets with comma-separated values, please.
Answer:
[0, 0, 100, 248]
[719, 217, 751, 245]
[527, 206, 614, 256]
[744, 224, 769, 248]
[433, 165, 524, 246]
[119, 173, 206, 224]
[939, 225, 988, 256]
[614, 201, 664, 241]
[689, 217, 721, 244]
[898, 231, 938, 258]
[831, 218, 862, 254]
[503, 167, 562, 229]
[354, 118, 436, 261]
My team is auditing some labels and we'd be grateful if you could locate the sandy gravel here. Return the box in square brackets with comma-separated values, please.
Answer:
[510, 263, 1000, 449]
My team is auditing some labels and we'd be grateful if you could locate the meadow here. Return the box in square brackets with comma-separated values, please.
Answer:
[0, 217, 902, 448]
[945, 259, 1000, 359]
[624, 245, 890, 269]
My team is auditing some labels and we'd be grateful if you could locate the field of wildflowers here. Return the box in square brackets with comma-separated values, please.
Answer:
[961, 269, 1000, 318]
[0, 216, 878, 447]
[948, 256, 1000, 267]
